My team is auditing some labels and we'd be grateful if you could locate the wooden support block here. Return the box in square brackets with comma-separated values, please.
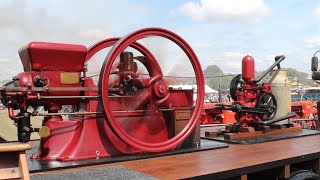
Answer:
[224, 126, 303, 140]
[0, 143, 31, 180]
[238, 174, 247, 180]
[239, 127, 255, 132]
[279, 165, 290, 179]
[205, 131, 220, 137]
[224, 132, 263, 140]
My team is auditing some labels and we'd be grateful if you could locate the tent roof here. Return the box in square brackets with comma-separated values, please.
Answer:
[169, 84, 218, 93]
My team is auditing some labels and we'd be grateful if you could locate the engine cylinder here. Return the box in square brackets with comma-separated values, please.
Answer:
[242, 55, 255, 84]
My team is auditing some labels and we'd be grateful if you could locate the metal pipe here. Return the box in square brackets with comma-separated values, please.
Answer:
[36, 112, 102, 116]
[253, 112, 296, 126]
[253, 55, 285, 83]
[3, 87, 120, 92]
[8, 106, 16, 121]
[108, 95, 143, 98]
[314, 50, 320, 57]
[112, 110, 158, 113]
[7, 100, 17, 121]
[41, 96, 99, 99]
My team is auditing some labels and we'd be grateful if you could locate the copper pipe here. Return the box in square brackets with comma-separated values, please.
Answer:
[7, 100, 17, 121]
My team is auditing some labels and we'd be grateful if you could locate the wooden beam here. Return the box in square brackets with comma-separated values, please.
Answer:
[239, 174, 247, 180]
[279, 165, 290, 179]
[19, 152, 30, 180]
[0, 143, 31, 152]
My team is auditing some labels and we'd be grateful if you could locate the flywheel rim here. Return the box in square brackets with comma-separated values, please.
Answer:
[98, 27, 205, 152]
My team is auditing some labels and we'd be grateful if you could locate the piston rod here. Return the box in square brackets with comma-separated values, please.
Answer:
[42, 96, 99, 99]
[35, 112, 102, 116]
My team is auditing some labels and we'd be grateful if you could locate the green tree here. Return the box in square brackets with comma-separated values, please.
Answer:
[203, 65, 234, 90]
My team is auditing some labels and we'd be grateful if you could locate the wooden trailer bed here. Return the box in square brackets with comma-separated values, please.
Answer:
[30, 133, 320, 179]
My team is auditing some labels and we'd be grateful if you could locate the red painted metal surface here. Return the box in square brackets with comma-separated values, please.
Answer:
[200, 102, 236, 124]
[19, 42, 87, 72]
[1, 27, 204, 161]
[291, 101, 317, 119]
[99, 27, 204, 152]
[242, 55, 255, 84]
[233, 56, 276, 126]
[290, 101, 318, 130]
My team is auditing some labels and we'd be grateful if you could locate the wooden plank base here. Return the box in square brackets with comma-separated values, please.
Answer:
[224, 126, 303, 140]
[205, 123, 303, 140]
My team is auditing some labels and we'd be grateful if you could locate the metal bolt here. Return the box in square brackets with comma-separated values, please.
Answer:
[132, 86, 138, 92]
[23, 126, 30, 132]
[158, 85, 166, 94]
[96, 150, 100, 160]
[12, 76, 19, 81]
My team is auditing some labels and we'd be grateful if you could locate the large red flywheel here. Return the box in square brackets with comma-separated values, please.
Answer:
[98, 27, 204, 152]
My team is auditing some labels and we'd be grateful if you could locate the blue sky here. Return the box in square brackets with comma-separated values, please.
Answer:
[0, 0, 320, 80]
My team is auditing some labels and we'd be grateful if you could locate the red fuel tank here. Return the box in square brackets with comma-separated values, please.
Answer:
[242, 55, 255, 84]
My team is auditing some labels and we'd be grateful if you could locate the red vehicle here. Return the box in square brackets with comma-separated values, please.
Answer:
[200, 102, 236, 125]
[291, 101, 318, 130]
[291, 101, 317, 119]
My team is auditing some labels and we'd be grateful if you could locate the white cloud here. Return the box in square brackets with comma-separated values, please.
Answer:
[0, 58, 10, 63]
[192, 42, 213, 49]
[77, 28, 111, 40]
[0, 1, 115, 80]
[223, 51, 246, 58]
[179, 0, 271, 23]
[304, 36, 320, 49]
[313, 5, 320, 19]
[209, 51, 247, 73]
[0, 63, 22, 80]
[169, 10, 177, 18]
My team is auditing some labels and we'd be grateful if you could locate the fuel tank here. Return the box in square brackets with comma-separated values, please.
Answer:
[263, 69, 291, 124]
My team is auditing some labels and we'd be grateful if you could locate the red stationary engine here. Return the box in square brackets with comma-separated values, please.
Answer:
[219, 55, 295, 129]
[0, 28, 205, 161]
[230, 55, 276, 126]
